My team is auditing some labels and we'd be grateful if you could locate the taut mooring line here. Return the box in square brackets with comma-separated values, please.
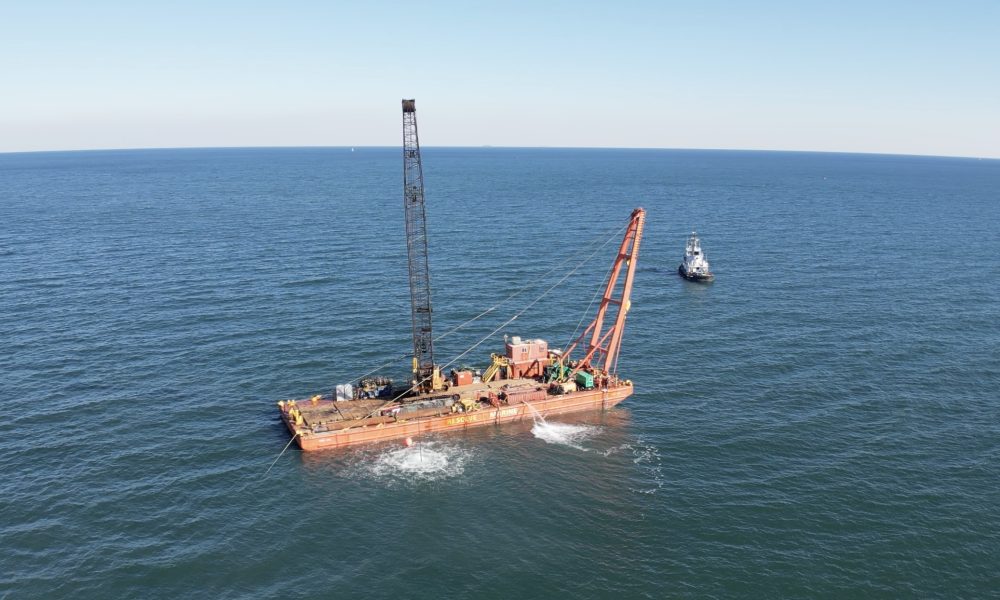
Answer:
[264, 433, 299, 477]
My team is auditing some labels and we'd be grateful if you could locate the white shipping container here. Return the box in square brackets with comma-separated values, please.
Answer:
[335, 383, 354, 401]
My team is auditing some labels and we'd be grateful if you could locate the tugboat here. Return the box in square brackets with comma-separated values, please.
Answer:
[678, 231, 714, 282]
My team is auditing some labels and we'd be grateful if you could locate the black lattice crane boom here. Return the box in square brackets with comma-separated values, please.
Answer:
[402, 99, 442, 392]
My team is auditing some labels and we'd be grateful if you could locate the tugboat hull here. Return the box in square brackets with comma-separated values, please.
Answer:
[678, 265, 714, 282]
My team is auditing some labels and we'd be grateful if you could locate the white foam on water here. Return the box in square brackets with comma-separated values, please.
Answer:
[530, 421, 597, 450]
[627, 441, 664, 494]
[601, 442, 633, 457]
[364, 441, 470, 483]
[595, 440, 665, 494]
[523, 400, 598, 450]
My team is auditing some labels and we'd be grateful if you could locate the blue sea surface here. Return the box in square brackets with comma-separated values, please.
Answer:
[1, 147, 999, 598]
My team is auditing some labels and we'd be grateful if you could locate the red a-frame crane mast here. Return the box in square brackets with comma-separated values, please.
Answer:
[564, 208, 646, 378]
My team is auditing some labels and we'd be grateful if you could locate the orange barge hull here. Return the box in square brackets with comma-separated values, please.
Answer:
[281, 383, 633, 451]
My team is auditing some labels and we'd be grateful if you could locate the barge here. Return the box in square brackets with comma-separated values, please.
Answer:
[279, 376, 634, 451]
[276, 99, 645, 451]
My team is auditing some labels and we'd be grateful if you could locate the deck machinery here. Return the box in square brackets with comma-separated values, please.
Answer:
[277, 100, 646, 450]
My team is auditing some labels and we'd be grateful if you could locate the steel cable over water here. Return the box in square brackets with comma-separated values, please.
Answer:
[262, 433, 299, 477]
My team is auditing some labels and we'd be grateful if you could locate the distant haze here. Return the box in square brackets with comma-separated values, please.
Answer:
[2, 1, 998, 158]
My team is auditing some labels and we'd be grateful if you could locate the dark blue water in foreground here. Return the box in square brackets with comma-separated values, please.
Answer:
[2, 148, 999, 598]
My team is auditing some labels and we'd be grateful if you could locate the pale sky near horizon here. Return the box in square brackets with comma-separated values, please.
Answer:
[2, 0, 998, 157]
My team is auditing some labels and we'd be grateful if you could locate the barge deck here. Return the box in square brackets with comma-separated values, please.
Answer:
[279, 378, 633, 451]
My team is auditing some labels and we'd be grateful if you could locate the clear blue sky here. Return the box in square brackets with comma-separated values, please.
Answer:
[2, 0, 998, 157]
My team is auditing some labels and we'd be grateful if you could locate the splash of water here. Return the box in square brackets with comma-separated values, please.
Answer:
[361, 441, 471, 483]
[531, 421, 597, 450]
[523, 400, 596, 450]
[524, 400, 546, 423]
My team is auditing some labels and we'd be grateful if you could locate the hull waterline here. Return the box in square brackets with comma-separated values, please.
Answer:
[678, 265, 714, 282]
[281, 383, 633, 451]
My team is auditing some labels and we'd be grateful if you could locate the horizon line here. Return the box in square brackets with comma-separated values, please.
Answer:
[2, 144, 998, 162]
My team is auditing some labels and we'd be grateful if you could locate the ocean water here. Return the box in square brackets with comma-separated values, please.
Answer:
[1, 147, 998, 598]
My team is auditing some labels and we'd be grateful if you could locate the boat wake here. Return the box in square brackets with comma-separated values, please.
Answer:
[365, 441, 470, 483]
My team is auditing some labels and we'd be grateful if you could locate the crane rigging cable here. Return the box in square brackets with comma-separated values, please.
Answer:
[438, 219, 630, 372]
[364, 216, 632, 415]
[562, 241, 623, 353]
[327, 215, 633, 392]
